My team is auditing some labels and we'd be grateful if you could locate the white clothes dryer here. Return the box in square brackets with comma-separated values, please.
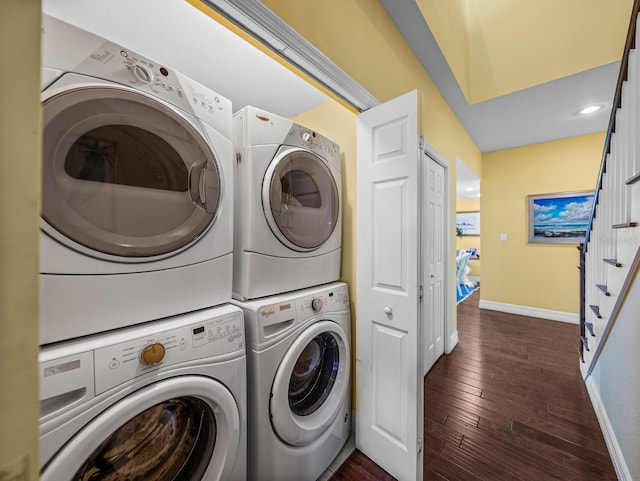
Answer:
[39, 304, 246, 481]
[233, 282, 351, 481]
[40, 15, 233, 344]
[233, 106, 342, 300]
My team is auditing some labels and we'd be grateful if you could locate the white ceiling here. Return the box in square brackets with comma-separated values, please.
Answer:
[456, 159, 481, 201]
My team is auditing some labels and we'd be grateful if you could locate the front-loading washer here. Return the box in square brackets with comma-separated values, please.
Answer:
[39, 15, 234, 344]
[233, 282, 351, 481]
[39, 303, 246, 481]
[232, 105, 342, 300]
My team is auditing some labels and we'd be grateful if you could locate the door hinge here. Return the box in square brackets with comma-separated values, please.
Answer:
[418, 437, 423, 454]
[419, 285, 423, 302]
[236, 152, 242, 164]
[419, 135, 424, 150]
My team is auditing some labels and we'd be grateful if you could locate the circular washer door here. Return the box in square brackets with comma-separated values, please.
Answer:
[41, 376, 240, 481]
[262, 146, 339, 252]
[42, 83, 222, 259]
[270, 320, 350, 446]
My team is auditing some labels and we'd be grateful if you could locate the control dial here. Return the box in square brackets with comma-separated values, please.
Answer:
[140, 342, 166, 366]
[311, 298, 323, 312]
[132, 63, 153, 84]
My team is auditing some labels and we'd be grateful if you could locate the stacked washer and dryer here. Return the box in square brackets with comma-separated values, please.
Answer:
[38, 15, 246, 481]
[232, 106, 352, 481]
[38, 14, 351, 481]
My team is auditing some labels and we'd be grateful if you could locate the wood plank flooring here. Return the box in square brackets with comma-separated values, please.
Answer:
[329, 290, 617, 480]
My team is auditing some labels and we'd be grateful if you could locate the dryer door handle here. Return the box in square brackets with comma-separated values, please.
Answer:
[189, 161, 219, 214]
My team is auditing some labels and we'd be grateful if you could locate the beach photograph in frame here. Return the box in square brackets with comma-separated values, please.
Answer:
[456, 211, 480, 236]
[527, 191, 595, 243]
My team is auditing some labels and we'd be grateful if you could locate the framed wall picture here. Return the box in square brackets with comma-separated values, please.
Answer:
[456, 211, 480, 236]
[527, 190, 595, 244]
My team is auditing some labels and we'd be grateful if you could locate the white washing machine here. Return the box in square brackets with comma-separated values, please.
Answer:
[40, 15, 234, 344]
[233, 106, 342, 300]
[233, 282, 351, 481]
[39, 304, 246, 481]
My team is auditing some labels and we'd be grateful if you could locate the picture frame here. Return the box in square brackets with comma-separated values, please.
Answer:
[527, 190, 595, 244]
[456, 211, 480, 236]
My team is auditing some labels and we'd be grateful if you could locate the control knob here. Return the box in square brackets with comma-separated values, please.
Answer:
[140, 342, 166, 366]
[311, 298, 323, 312]
[132, 63, 153, 84]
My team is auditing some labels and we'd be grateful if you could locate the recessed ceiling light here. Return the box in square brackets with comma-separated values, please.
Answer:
[578, 105, 602, 115]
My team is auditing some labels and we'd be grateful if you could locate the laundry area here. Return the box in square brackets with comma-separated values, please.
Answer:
[36, 2, 352, 480]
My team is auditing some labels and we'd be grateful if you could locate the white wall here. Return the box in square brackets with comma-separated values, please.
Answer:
[589, 268, 640, 481]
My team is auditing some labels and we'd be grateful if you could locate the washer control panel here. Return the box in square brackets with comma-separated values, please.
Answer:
[296, 284, 349, 318]
[93, 310, 244, 394]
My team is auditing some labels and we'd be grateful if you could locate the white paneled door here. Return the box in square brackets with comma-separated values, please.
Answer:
[423, 154, 445, 375]
[356, 90, 423, 481]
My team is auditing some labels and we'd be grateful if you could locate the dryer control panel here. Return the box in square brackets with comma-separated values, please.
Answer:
[70, 40, 232, 136]
[282, 124, 341, 169]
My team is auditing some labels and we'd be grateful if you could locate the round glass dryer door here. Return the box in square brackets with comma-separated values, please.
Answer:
[263, 146, 339, 252]
[41, 376, 241, 481]
[42, 85, 222, 259]
[270, 321, 350, 446]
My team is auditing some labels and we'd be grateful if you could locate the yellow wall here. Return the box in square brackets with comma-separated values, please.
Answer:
[456, 198, 481, 278]
[417, 0, 470, 99]
[422, 0, 632, 103]
[0, 0, 41, 478]
[264, 0, 483, 339]
[481, 132, 604, 313]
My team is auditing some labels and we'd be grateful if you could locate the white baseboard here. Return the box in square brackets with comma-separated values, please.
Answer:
[585, 377, 633, 481]
[478, 300, 579, 324]
[445, 330, 458, 354]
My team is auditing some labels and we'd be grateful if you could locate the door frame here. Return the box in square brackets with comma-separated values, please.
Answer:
[422, 143, 456, 355]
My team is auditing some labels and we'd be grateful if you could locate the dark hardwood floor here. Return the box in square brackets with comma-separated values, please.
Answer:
[330, 290, 617, 481]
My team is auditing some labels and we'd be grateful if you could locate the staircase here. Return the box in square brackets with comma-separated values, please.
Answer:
[579, 0, 640, 380]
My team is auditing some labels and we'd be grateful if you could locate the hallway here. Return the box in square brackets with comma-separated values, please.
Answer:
[330, 290, 617, 480]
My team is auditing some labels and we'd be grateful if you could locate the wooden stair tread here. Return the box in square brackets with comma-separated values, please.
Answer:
[625, 171, 640, 185]
[612, 222, 638, 229]
[585, 321, 595, 337]
[581, 336, 590, 351]
[589, 305, 603, 319]
[596, 284, 611, 296]
[603, 258, 622, 267]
